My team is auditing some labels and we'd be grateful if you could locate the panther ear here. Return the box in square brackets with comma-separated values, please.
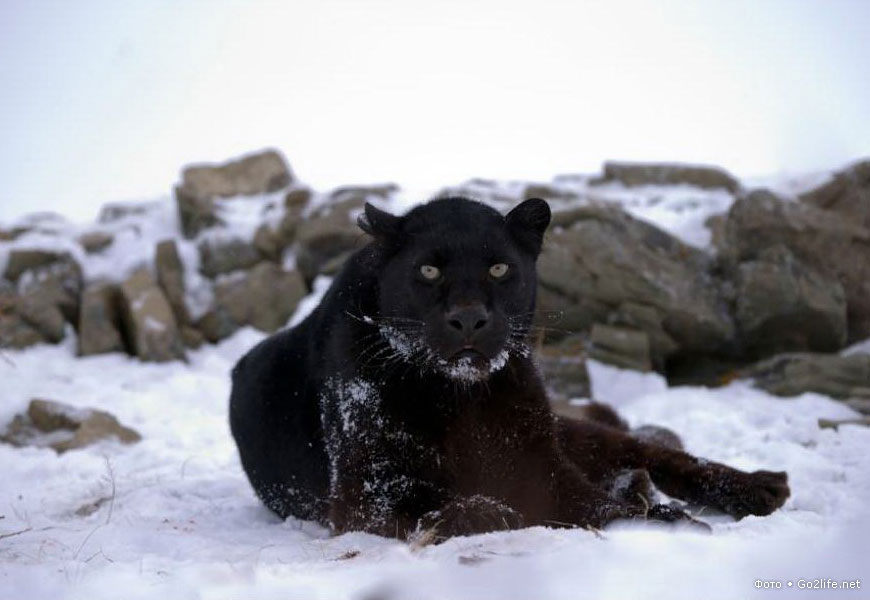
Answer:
[358, 202, 401, 239]
[505, 198, 551, 255]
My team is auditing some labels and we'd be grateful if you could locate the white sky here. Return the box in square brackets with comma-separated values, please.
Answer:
[1, 0, 868, 223]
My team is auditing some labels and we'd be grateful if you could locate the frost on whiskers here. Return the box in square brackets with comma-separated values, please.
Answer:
[376, 323, 528, 383]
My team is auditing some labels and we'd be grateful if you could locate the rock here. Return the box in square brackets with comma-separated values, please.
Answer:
[180, 325, 205, 349]
[609, 301, 679, 365]
[328, 183, 398, 203]
[3, 250, 64, 281]
[595, 161, 740, 192]
[0, 290, 45, 349]
[16, 291, 66, 343]
[154, 239, 191, 325]
[844, 398, 870, 415]
[118, 268, 186, 362]
[800, 159, 870, 229]
[1, 399, 141, 453]
[294, 197, 371, 282]
[537, 335, 591, 401]
[176, 186, 223, 239]
[198, 237, 262, 278]
[0, 269, 65, 345]
[818, 417, 870, 430]
[721, 189, 870, 342]
[704, 214, 727, 251]
[0, 319, 44, 348]
[15, 254, 83, 324]
[98, 201, 158, 223]
[78, 283, 125, 356]
[196, 274, 249, 343]
[196, 263, 306, 342]
[253, 224, 282, 262]
[276, 187, 312, 248]
[735, 245, 846, 357]
[537, 202, 733, 369]
[285, 187, 313, 210]
[533, 286, 610, 338]
[0, 226, 30, 241]
[523, 183, 579, 202]
[246, 262, 307, 332]
[742, 352, 870, 399]
[588, 324, 652, 372]
[78, 231, 114, 253]
[175, 149, 293, 238]
[180, 149, 293, 200]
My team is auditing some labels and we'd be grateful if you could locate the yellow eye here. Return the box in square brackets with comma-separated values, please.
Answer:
[489, 263, 509, 278]
[420, 265, 441, 280]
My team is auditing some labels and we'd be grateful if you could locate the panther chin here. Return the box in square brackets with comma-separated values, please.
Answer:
[377, 324, 512, 383]
[436, 348, 511, 383]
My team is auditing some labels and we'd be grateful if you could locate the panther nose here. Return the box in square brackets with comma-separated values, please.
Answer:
[446, 304, 490, 338]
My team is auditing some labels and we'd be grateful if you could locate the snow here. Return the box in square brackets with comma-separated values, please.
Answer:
[1, 334, 868, 599]
[2, 174, 869, 598]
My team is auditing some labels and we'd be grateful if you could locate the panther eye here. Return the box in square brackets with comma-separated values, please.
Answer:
[420, 265, 441, 280]
[489, 263, 509, 279]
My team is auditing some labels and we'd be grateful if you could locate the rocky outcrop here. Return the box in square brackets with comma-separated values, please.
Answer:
[78, 231, 114, 253]
[588, 324, 652, 372]
[742, 353, 870, 400]
[253, 224, 282, 262]
[294, 196, 372, 283]
[78, 283, 125, 356]
[198, 237, 263, 278]
[99, 201, 157, 223]
[175, 150, 293, 238]
[595, 161, 740, 192]
[536, 335, 591, 402]
[0, 287, 45, 348]
[5, 149, 869, 395]
[800, 159, 870, 229]
[118, 268, 186, 362]
[259, 186, 313, 258]
[537, 203, 733, 369]
[523, 183, 579, 202]
[4, 253, 84, 339]
[154, 240, 191, 325]
[180, 150, 293, 200]
[197, 262, 306, 342]
[720, 189, 870, 343]
[176, 189, 223, 239]
[196, 274, 248, 342]
[15, 291, 66, 343]
[734, 245, 847, 357]
[3, 249, 66, 281]
[1, 399, 141, 453]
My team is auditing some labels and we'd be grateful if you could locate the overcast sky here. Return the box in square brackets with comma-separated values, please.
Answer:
[1, 0, 868, 223]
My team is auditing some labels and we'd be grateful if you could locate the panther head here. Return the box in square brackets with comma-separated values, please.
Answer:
[357, 196, 551, 382]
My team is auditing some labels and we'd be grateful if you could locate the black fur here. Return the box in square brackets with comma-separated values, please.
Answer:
[230, 197, 789, 539]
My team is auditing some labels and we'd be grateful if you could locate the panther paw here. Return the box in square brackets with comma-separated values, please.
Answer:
[416, 495, 525, 541]
[726, 470, 790, 519]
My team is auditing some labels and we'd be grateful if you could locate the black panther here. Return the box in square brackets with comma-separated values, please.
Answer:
[229, 197, 789, 539]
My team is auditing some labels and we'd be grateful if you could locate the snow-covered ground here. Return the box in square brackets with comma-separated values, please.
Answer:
[2, 333, 868, 600]
[2, 176, 869, 599]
